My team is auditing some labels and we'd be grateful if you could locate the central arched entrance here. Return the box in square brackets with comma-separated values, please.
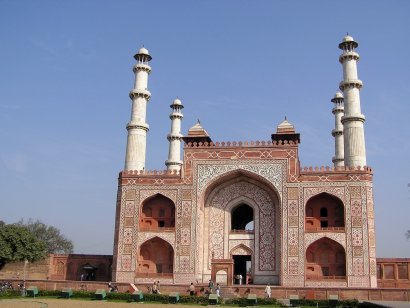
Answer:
[202, 172, 280, 285]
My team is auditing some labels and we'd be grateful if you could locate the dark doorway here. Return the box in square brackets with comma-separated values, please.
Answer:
[233, 255, 251, 284]
[231, 204, 253, 231]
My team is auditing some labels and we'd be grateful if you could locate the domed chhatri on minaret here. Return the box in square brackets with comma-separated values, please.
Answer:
[339, 35, 366, 167]
[113, 36, 377, 289]
[124, 46, 152, 171]
[331, 92, 345, 167]
[165, 98, 184, 172]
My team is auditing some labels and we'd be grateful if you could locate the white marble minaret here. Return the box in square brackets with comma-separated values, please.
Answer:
[339, 35, 366, 167]
[124, 47, 152, 171]
[165, 98, 184, 172]
[331, 92, 345, 167]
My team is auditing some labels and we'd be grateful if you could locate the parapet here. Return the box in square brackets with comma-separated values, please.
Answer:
[301, 165, 372, 173]
[184, 140, 299, 148]
[121, 169, 181, 177]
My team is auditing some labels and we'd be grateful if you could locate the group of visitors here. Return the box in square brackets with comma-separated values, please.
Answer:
[208, 279, 221, 296]
[187, 279, 221, 297]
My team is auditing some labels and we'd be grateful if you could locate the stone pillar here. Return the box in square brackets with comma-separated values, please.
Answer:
[331, 92, 345, 167]
[339, 35, 366, 167]
[124, 47, 152, 171]
[165, 98, 184, 172]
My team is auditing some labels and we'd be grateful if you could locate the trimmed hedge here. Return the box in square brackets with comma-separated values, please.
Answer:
[0, 290, 20, 298]
[224, 297, 279, 306]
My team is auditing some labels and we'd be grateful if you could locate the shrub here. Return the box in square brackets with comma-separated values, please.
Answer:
[178, 294, 209, 304]
[105, 292, 131, 301]
[0, 290, 20, 298]
[37, 290, 62, 297]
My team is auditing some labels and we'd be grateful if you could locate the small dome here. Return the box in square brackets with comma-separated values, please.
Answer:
[334, 91, 344, 99]
[276, 118, 296, 134]
[138, 47, 150, 55]
[343, 35, 354, 43]
[172, 98, 183, 106]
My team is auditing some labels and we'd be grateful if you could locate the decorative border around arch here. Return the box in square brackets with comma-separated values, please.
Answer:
[303, 187, 346, 205]
[304, 234, 346, 250]
[140, 190, 177, 205]
[138, 233, 176, 248]
[230, 244, 253, 256]
[200, 164, 284, 201]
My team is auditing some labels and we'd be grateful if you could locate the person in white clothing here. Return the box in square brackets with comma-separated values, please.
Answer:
[264, 284, 271, 298]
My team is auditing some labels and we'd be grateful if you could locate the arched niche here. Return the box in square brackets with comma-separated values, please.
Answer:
[305, 237, 346, 281]
[305, 192, 345, 231]
[137, 237, 174, 277]
[140, 194, 175, 231]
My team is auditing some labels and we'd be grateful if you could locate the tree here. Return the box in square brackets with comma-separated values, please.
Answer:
[406, 230, 410, 240]
[17, 219, 74, 254]
[0, 224, 47, 269]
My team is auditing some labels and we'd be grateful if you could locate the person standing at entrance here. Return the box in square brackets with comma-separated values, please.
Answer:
[264, 284, 271, 298]
[216, 283, 220, 297]
[238, 274, 243, 285]
[208, 279, 214, 293]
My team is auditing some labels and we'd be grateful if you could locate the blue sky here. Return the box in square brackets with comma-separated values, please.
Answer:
[1, 0, 409, 257]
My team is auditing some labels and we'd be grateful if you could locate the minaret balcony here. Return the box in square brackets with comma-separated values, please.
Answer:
[129, 89, 151, 100]
[167, 134, 183, 141]
[165, 160, 183, 167]
[332, 107, 344, 114]
[169, 112, 183, 119]
[339, 51, 360, 63]
[331, 129, 343, 137]
[126, 122, 149, 131]
[341, 114, 365, 124]
[339, 79, 363, 90]
[133, 64, 152, 73]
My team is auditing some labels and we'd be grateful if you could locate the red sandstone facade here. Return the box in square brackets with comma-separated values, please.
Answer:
[112, 121, 378, 288]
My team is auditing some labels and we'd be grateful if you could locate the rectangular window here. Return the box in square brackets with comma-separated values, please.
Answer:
[320, 221, 328, 228]
[384, 265, 395, 279]
[159, 221, 165, 227]
[159, 209, 165, 217]
[398, 264, 408, 280]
